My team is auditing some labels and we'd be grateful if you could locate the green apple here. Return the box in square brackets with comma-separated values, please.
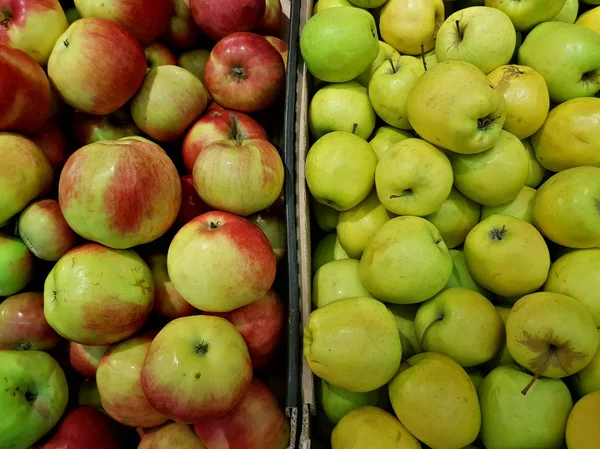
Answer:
[468, 368, 485, 391]
[464, 214, 550, 297]
[0, 234, 34, 297]
[78, 378, 102, 410]
[312, 259, 374, 309]
[379, 0, 445, 55]
[450, 130, 529, 207]
[425, 188, 481, 249]
[359, 216, 453, 304]
[572, 330, 600, 397]
[331, 406, 422, 449]
[506, 292, 599, 383]
[479, 365, 573, 449]
[388, 352, 481, 449]
[309, 81, 376, 140]
[436, 6, 516, 74]
[0, 351, 68, 449]
[484, 0, 566, 31]
[311, 196, 340, 232]
[177, 49, 211, 85]
[348, 0, 388, 7]
[487, 65, 550, 140]
[312, 233, 350, 274]
[544, 249, 600, 326]
[518, 22, 600, 103]
[368, 125, 413, 160]
[300, 7, 379, 83]
[481, 186, 536, 223]
[530, 97, 600, 172]
[313, 0, 355, 14]
[552, 0, 579, 23]
[304, 296, 402, 392]
[375, 138, 453, 216]
[368, 54, 424, 129]
[318, 379, 388, 426]
[531, 166, 600, 248]
[65, 6, 81, 24]
[387, 303, 422, 359]
[415, 287, 504, 367]
[355, 40, 399, 87]
[337, 190, 394, 259]
[445, 249, 490, 296]
[306, 131, 378, 211]
[485, 305, 514, 369]
[566, 391, 600, 449]
[407, 60, 507, 154]
[247, 210, 287, 264]
[522, 139, 547, 188]
[576, 6, 600, 34]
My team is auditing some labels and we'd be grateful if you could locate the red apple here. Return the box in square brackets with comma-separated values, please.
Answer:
[69, 342, 108, 378]
[144, 41, 177, 72]
[0, 0, 68, 65]
[30, 121, 71, 174]
[208, 290, 284, 369]
[256, 0, 284, 37]
[161, 0, 201, 50]
[264, 36, 288, 69]
[72, 108, 140, 146]
[74, 0, 172, 45]
[41, 406, 123, 449]
[47, 18, 146, 115]
[0, 45, 51, 133]
[189, 0, 265, 41]
[58, 137, 182, 249]
[139, 422, 205, 449]
[194, 377, 290, 449]
[182, 105, 268, 173]
[0, 292, 62, 351]
[176, 174, 212, 227]
[204, 32, 285, 113]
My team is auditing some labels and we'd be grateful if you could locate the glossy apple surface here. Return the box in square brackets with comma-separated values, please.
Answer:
[189, 0, 265, 41]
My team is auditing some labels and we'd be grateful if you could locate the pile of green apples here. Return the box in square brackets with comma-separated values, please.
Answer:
[300, 1, 600, 448]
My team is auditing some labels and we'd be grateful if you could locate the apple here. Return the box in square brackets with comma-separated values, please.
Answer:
[309, 81, 376, 140]
[479, 364, 573, 449]
[72, 108, 140, 146]
[256, 0, 284, 36]
[312, 233, 349, 274]
[59, 137, 181, 249]
[30, 121, 71, 174]
[375, 138, 453, 216]
[264, 36, 288, 68]
[445, 249, 489, 296]
[388, 352, 481, 449]
[313, 0, 355, 13]
[78, 379, 102, 409]
[355, 40, 399, 88]
[144, 41, 177, 72]
[407, 60, 507, 154]
[0, 0, 68, 65]
[0, 234, 34, 297]
[141, 315, 253, 422]
[65, 6, 81, 24]
[189, 0, 264, 41]
[318, 380, 388, 427]
[577, 6, 600, 34]
[300, 7, 379, 83]
[464, 214, 550, 297]
[387, 304, 422, 359]
[204, 32, 285, 113]
[311, 198, 339, 232]
[69, 342, 108, 378]
[312, 259, 374, 309]
[572, 330, 600, 397]
[436, 6, 516, 75]
[553, 0, 579, 23]
[139, 422, 205, 449]
[531, 166, 600, 248]
[41, 406, 123, 449]
[368, 125, 413, 160]
[44, 243, 154, 345]
[531, 97, 600, 172]
[359, 216, 453, 304]
[48, 18, 146, 115]
[178, 48, 211, 86]
[167, 211, 276, 312]
[176, 174, 212, 228]
[304, 296, 402, 392]
[484, 0, 566, 31]
[415, 287, 504, 367]
[368, 54, 424, 130]
[518, 22, 600, 103]
[379, 0, 445, 55]
[480, 186, 536, 223]
[484, 305, 514, 369]
[0, 350, 68, 449]
[162, 0, 202, 50]
[566, 391, 600, 449]
[522, 138, 547, 188]
[247, 210, 286, 263]
[0, 45, 51, 133]
[449, 130, 529, 207]
[0, 292, 61, 351]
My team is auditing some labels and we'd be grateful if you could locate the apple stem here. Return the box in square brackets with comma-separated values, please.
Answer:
[521, 372, 540, 396]
[351, 123, 358, 135]
[230, 114, 245, 146]
[420, 43, 427, 72]
[389, 58, 397, 73]
[419, 314, 444, 350]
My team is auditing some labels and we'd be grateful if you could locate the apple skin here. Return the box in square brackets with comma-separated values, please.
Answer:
[445, 249, 490, 297]
[141, 315, 253, 423]
[167, 211, 277, 312]
[368, 125, 413, 160]
[30, 121, 71, 175]
[162, 0, 202, 50]
[247, 210, 286, 263]
[182, 105, 268, 173]
[139, 422, 205, 449]
[176, 174, 212, 228]
[41, 406, 124, 449]
[0, 0, 68, 65]
[312, 259, 374, 309]
[0, 45, 51, 133]
[264, 35, 288, 69]
[43, 243, 155, 345]
[72, 108, 140, 146]
[144, 41, 177, 72]
[480, 186, 536, 224]
[566, 391, 600, 449]
[48, 18, 147, 115]
[572, 329, 600, 397]
[0, 350, 69, 449]
[0, 292, 62, 351]
[484, 0, 566, 32]
[312, 233, 349, 274]
[204, 32, 285, 113]
[0, 234, 35, 297]
[178, 48, 211, 87]
[194, 377, 289, 449]
[256, 0, 284, 37]
[59, 137, 181, 249]
[189, 0, 265, 41]
[69, 342, 108, 378]
[576, 6, 600, 34]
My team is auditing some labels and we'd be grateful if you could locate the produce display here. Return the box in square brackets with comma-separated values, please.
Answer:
[300, 1, 600, 448]
[0, 0, 293, 447]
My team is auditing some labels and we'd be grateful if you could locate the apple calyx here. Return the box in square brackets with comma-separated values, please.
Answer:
[195, 340, 209, 355]
[477, 114, 501, 131]
[489, 225, 507, 241]
[231, 65, 248, 82]
[420, 313, 445, 350]
[581, 69, 599, 85]
[18, 341, 32, 350]
[208, 220, 222, 230]
[0, 8, 12, 28]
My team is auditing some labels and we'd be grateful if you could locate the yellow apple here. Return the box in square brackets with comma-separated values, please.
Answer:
[481, 186, 536, 223]
[369, 126, 414, 160]
[312, 233, 350, 274]
[552, 0, 579, 23]
[522, 139, 547, 188]
[576, 6, 600, 34]
[484, 0, 566, 31]
[445, 249, 490, 297]
[566, 392, 600, 449]
[312, 259, 374, 309]
[313, 0, 356, 14]
[311, 196, 339, 232]
[387, 304, 422, 359]
[485, 305, 514, 369]
[572, 330, 600, 397]
[355, 41, 399, 87]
